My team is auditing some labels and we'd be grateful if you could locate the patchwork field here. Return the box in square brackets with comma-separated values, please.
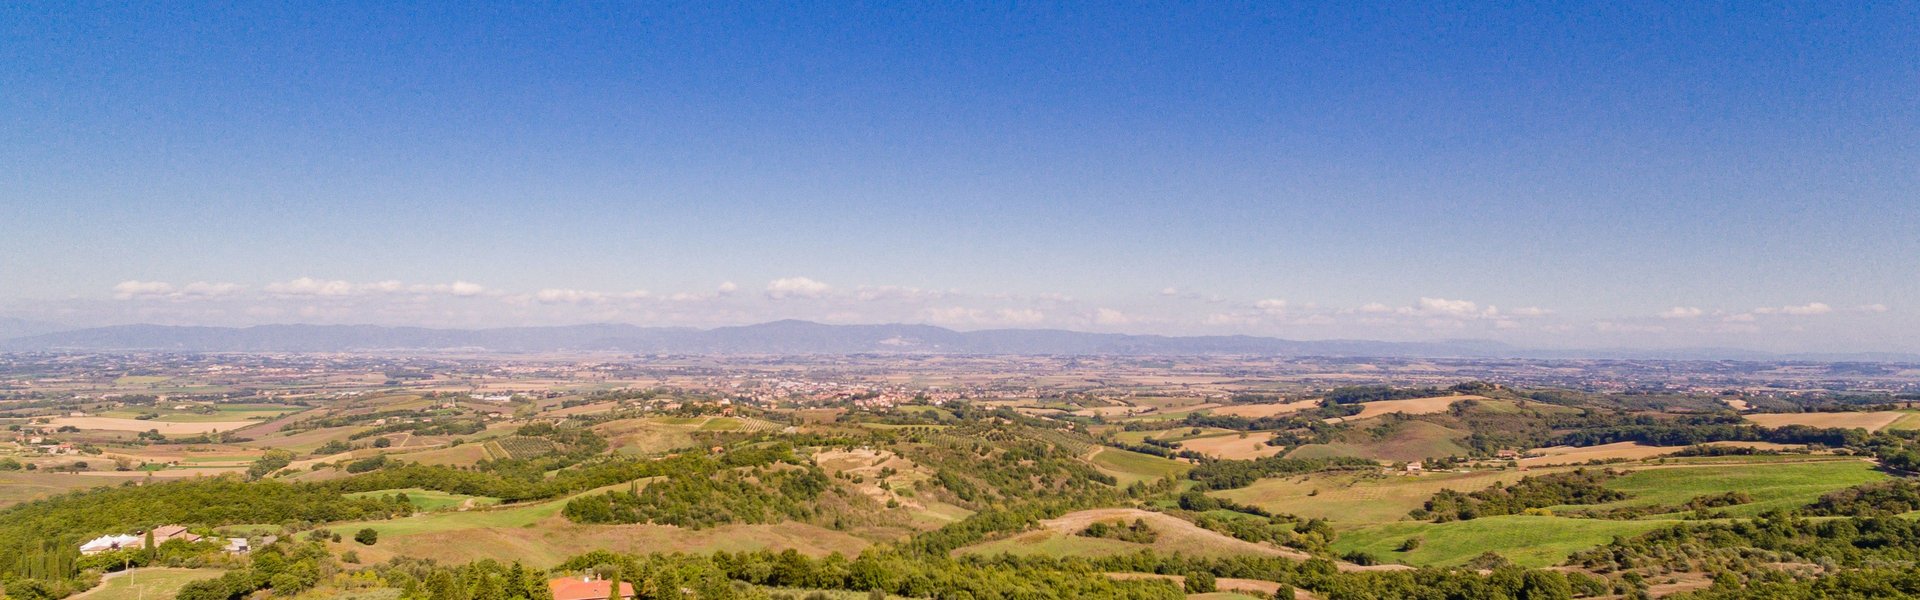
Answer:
[1745, 411, 1905, 432]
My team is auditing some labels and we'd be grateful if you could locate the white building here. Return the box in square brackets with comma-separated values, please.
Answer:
[79, 534, 141, 555]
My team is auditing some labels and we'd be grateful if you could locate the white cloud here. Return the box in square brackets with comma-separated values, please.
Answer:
[1093, 308, 1135, 325]
[765, 277, 831, 300]
[919, 306, 1047, 327]
[1408, 297, 1483, 317]
[1659, 306, 1705, 319]
[716, 281, 739, 295]
[113, 280, 176, 299]
[1355, 302, 1393, 314]
[1723, 313, 1757, 323]
[855, 285, 943, 302]
[1508, 306, 1551, 317]
[1754, 302, 1832, 316]
[1255, 299, 1288, 314]
[534, 288, 606, 304]
[265, 277, 357, 296]
[1857, 304, 1890, 313]
[1595, 321, 1667, 333]
[1160, 287, 1180, 296]
[180, 282, 245, 297]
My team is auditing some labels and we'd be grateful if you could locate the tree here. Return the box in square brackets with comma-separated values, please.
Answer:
[606, 567, 623, 600]
[1183, 571, 1215, 593]
[355, 528, 378, 545]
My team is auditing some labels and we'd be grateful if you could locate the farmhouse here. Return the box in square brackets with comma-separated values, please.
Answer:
[152, 524, 203, 544]
[547, 576, 635, 600]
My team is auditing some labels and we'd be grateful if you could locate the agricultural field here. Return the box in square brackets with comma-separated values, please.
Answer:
[1517, 442, 1678, 466]
[325, 503, 872, 568]
[1088, 447, 1192, 485]
[1287, 421, 1471, 463]
[0, 471, 119, 508]
[46, 416, 258, 434]
[1207, 401, 1316, 419]
[1330, 514, 1671, 568]
[1177, 432, 1287, 460]
[1561, 457, 1885, 518]
[1326, 394, 1484, 423]
[1211, 468, 1566, 525]
[72, 568, 226, 600]
[1745, 411, 1906, 431]
[346, 488, 501, 512]
[958, 508, 1307, 560]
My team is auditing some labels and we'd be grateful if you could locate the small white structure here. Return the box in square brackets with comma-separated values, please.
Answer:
[224, 538, 251, 554]
[79, 534, 141, 555]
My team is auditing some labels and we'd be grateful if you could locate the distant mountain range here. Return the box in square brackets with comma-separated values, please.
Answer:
[1, 320, 1914, 361]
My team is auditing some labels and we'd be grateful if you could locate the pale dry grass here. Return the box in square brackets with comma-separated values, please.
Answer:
[1179, 434, 1286, 460]
[1327, 395, 1485, 423]
[1038, 508, 1308, 559]
[1519, 442, 1675, 467]
[50, 417, 256, 434]
[1746, 412, 1904, 432]
[1210, 402, 1316, 419]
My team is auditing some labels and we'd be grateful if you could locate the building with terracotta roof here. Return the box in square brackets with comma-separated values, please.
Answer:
[151, 525, 202, 544]
[547, 576, 635, 600]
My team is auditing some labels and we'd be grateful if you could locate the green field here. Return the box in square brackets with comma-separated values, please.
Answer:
[1886, 411, 1920, 431]
[1212, 468, 1564, 525]
[1562, 458, 1886, 518]
[346, 488, 501, 512]
[76, 568, 225, 600]
[327, 497, 567, 538]
[1091, 447, 1192, 485]
[1330, 515, 1672, 568]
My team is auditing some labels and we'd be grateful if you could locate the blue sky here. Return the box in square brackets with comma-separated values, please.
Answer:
[2, 2, 1916, 351]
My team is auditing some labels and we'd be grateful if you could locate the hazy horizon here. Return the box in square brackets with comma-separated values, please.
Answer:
[4, 4, 1916, 353]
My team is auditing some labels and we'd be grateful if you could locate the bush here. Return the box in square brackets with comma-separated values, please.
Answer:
[1183, 570, 1215, 593]
[354, 528, 378, 545]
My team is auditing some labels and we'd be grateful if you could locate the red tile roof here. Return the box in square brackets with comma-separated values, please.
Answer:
[547, 577, 635, 600]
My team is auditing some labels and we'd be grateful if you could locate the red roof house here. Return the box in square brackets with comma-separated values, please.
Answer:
[547, 576, 636, 600]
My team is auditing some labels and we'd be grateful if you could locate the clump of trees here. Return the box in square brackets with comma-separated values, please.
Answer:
[1078, 519, 1158, 543]
[1414, 469, 1628, 522]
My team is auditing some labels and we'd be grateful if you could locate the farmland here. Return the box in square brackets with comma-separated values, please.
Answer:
[1745, 411, 1907, 431]
[6, 354, 1920, 600]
